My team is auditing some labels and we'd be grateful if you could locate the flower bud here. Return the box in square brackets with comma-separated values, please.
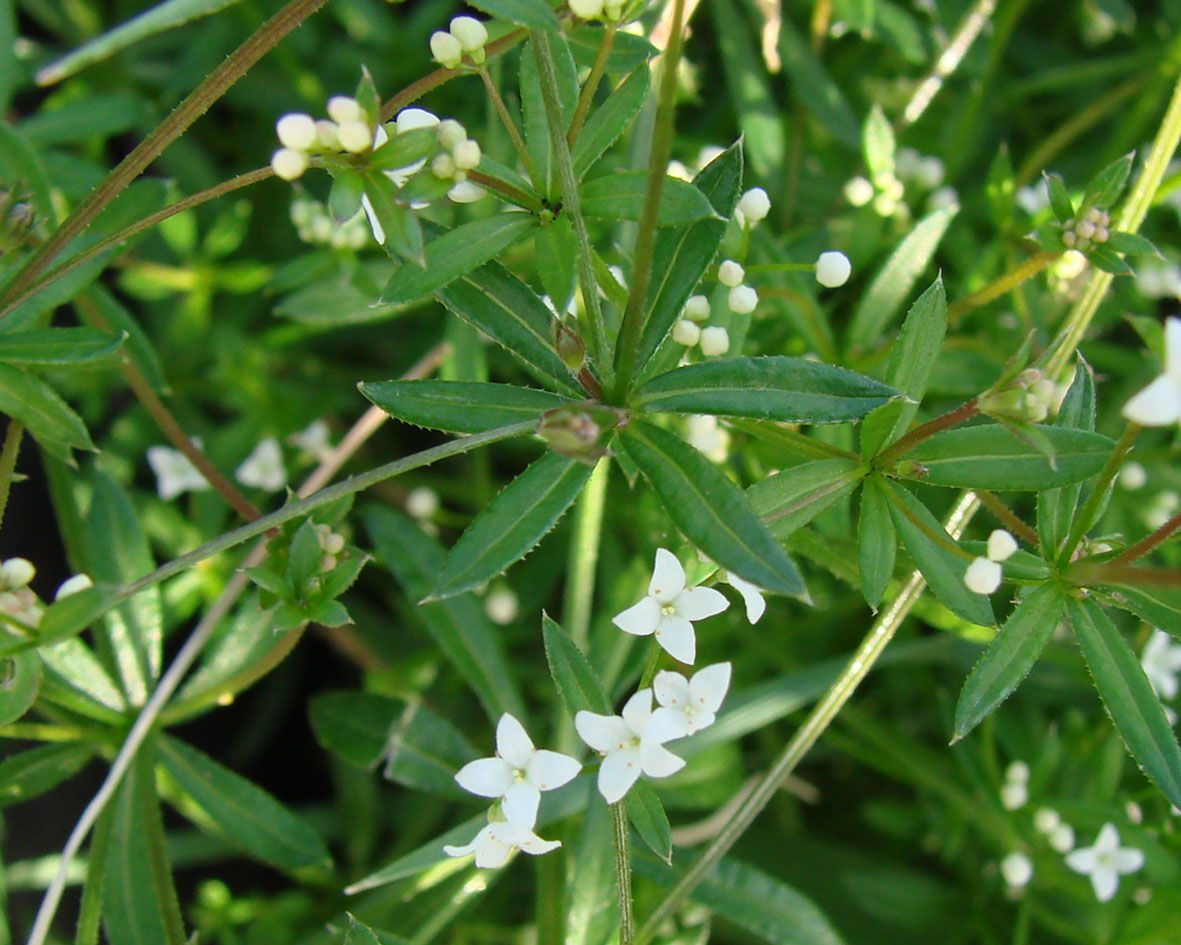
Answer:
[727, 285, 758, 314]
[553, 320, 587, 372]
[406, 486, 440, 520]
[0, 558, 35, 590]
[437, 118, 467, 150]
[1000, 852, 1033, 889]
[485, 586, 519, 625]
[964, 557, 1002, 595]
[672, 319, 701, 346]
[1034, 808, 1061, 834]
[1049, 824, 1075, 853]
[430, 30, 464, 68]
[337, 120, 373, 153]
[816, 250, 852, 287]
[449, 16, 488, 52]
[569, 0, 605, 18]
[432, 153, 457, 178]
[276, 113, 317, 151]
[717, 259, 744, 287]
[700, 326, 730, 356]
[986, 529, 1018, 562]
[683, 294, 710, 321]
[452, 139, 482, 170]
[326, 96, 363, 124]
[271, 148, 308, 181]
[844, 176, 874, 206]
[315, 120, 341, 150]
[55, 573, 93, 600]
[737, 187, 771, 222]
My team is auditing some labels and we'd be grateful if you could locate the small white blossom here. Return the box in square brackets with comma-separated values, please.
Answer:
[612, 548, 729, 664]
[147, 445, 210, 500]
[1120, 461, 1148, 490]
[275, 113, 317, 151]
[430, 30, 464, 68]
[815, 251, 852, 288]
[986, 529, 1018, 562]
[1001, 781, 1028, 811]
[697, 145, 725, 170]
[448, 180, 486, 203]
[1123, 317, 1181, 427]
[1065, 824, 1144, 902]
[727, 285, 758, 314]
[725, 571, 765, 624]
[235, 437, 286, 491]
[648, 662, 731, 742]
[682, 295, 711, 322]
[964, 556, 1002, 596]
[666, 160, 692, 181]
[271, 148, 308, 181]
[443, 819, 561, 868]
[1000, 851, 1033, 889]
[844, 176, 874, 206]
[575, 689, 685, 803]
[717, 259, 744, 288]
[685, 414, 729, 463]
[1016, 179, 1050, 216]
[288, 419, 333, 462]
[55, 574, 93, 600]
[455, 713, 581, 828]
[1141, 629, 1181, 701]
[737, 187, 770, 223]
[672, 319, 701, 347]
[700, 326, 731, 356]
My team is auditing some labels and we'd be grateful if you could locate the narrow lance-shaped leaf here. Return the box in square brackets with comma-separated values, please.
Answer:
[565, 786, 617, 945]
[572, 66, 650, 179]
[625, 779, 673, 864]
[882, 277, 947, 443]
[862, 103, 895, 183]
[1037, 357, 1095, 556]
[1099, 584, 1181, 639]
[433, 452, 593, 599]
[363, 171, 423, 263]
[858, 477, 897, 610]
[1066, 596, 1181, 809]
[0, 644, 39, 725]
[359, 380, 572, 434]
[520, 32, 579, 194]
[747, 458, 865, 542]
[542, 613, 611, 716]
[633, 356, 898, 423]
[953, 584, 1066, 740]
[0, 361, 94, 462]
[621, 420, 805, 597]
[0, 741, 92, 808]
[0, 327, 125, 366]
[581, 172, 720, 225]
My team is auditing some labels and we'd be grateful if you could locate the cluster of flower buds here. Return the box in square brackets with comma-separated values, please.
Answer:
[0, 557, 93, 631]
[1062, 206, 1111, 251]
[1000, 759, 1030, 810]
[312, 523, 347, 573]
[569, 0, 628, 21]
[271, 95, 380, 180]
[717, 259, 758, 315]
[979, 368, 1059, 424]
[845, 170, 905, 217]
[430, 16, 488, 70]
[963, 528, 1018, 596]
[289, 196, 370, 249]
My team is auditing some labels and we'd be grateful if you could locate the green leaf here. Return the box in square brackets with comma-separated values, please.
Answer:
[0, 741, 92, 807]
[1066, 596, 1181, 809]
[566, 26, 657, 72]
[363, 171, 424, 264]
[776, 18, 861, 147]
[899, 424, 1112, 490]
[436, 259, 582, 395]
[1037, 358, 1095, 556]
[542, 613, 611, 716]
[0, 646, 40, 725]
[746, 458, 865, 542]
[564, 786, 616, 945]
[1099, 584, 1181, 637]
[858, 398, 907, 459]
[19, 583, 121, 653]
[1088, 245, 1133, 275]
[572, 67, 649, 179]
[0, 327, 124, 366]
[858, 477, 897, 610]
[328, 170, 365, 226]
[465, 0, 559, 29]
[1083, 152, 1134, 209]
[633, 356, 898, 423]
[380, 215, 537, 303]
[621, 420, 805, 597]
[39, 637, 126, 719]
[433, 452, 593, 599]
[286, 519, 323, 598]
[0, 362, 94, 461]
[535, 214, 577, 313]
[344, 914, 383, 945]
[521, 32, 579, 195]
[1106, 230, 1161, 257]
[625, 779, 672, 863]
[360, 379, 571, 434]
[1045, 171, 1074, 222]
[953, 584, 1066, 740]
[884, 481, 994, 627]
[581, 171, 720, 225]
[862, 103, 895, 183]
[365, 507, 525, 721]
[634, 141, 743, 377]
[883, 276, 947, 442]
[158, 735, 332, 870]
[370, 127, 438, 173]
[84, 285, 167, 392]
[847, 206, 957, 354]
[0, 122, 53, 220]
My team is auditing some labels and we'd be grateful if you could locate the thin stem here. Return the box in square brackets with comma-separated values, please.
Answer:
[1076, 563, 1181, 587]
[611, 802, 635, 945]
[465, 169, 543, 213]
[974, 490, 1040, 547]
[0, 419, 24, 531]
[744, 262, 815, 273]
[900, 0, 997, 127]
[1058, 423, 1139, 565]
[611, 0, 687, 400]
[567, 24, 618, 147]
[946, 251, 1059, 324]
[875, 398, 980, 468]
[1111, 507, 1181, 564]
[563, 459, 610, 648]
[478, 66, 542, 191]
[634, 492, 980, 945]
[533, 29, 613, 389]
[0, 0, 330, 318]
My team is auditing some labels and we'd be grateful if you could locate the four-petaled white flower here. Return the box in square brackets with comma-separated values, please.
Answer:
[575, 689, 685, 803]
[648, 662, 731, 742]
[1141, 629, 1181, 702]
[1123, 316, 1181, 426]
[612, 548, 729, 664]
[442, 819, 561, 869]
[1065, 823, 1145, 902]
[454, 713, 581, 827]
[236, 437, 286, 491]
[146, 445, 210, 500]
[288, 419, 333, 463]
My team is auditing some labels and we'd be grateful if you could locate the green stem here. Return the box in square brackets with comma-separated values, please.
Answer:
[563, 458, 610, 648]
[633, 491, 980, 945]
[611, 801, 635, 945]
[0, 0, 330, 318]
[0, 419, 24, 531]
[899, 0, 997, 127]
[875, 398, 980, 468]
[974, 489, 1040, 547]
[946, 251, 1059, 323]
[1057, 423, 1139, 565]
[611, 0, 687, 401]
[478, 66, 543, 190]
[465, 168, 543, 213]
[1111, 506, 1181, 564]
[567, 23, 618, 147]
[533, 29, 613, 389]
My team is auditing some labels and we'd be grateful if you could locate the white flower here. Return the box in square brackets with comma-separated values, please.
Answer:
[443, 819, 561, 868]
[1120, 461, 1148, 490]
[682, 294, 710, 322]
[55, 573, 93, 600]
[1141, 629, 1181, 701]
[717, 259, 744, 288]
[235, 437, 286, 491]
[1065, 824, 1144, 902]
[737, 187, 770, 223]
[986, 529, 1018, 562]
[815, 251, 851, 288]
[1016, 179, 1050, 216]
[575, 689, 685, 803]
[725, 571, 765, 624]
[430, 30, 464, 68]
[448, 180, 486, 203]
[648, 662, 731, 741]
[672, 319, 701, 347]
[685, 414, 729, 463]
[147, 445, 210, 500]
[288, 419, 333, 462]
[1123, 317, 1181, 426]
[1000, 851, 1033, 889]
[454, 713, 581, 828]
[271, 148, 307, 181]
[612, 548, 729, 664]
[275, 113, 317, 151]
[964, 556, 1002, 595]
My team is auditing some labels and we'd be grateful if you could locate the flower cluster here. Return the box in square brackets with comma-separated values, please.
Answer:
[289, 196, 370, 249]
[569, 0, 628, 21]
[271, 95, 383, 181]
[671, 294, 729, 356]
[963, 529, 1018, 596]
[430, 16, 488, 70]
[1062, 206, 1111, 251]
[148, 435, 291, 502]
[0, 557, 92, 631]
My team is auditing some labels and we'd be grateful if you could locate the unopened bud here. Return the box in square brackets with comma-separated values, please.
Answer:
[700, 326, 730, 356]
[437, 119, 467, 150]
[271, 148, 308, 180]
[718, 259, 744, 287]
[276, 113, 317, 151]
[683, 294, 710, 321]
[430, 30, 464, 68]
[449, 16, 488, 52]
[553, 320, 587, 372]
[452, 139, 481, 170]
[337, 120, 373, 153]
[327, 96, 363, 124]
[672, 319, 701, 346]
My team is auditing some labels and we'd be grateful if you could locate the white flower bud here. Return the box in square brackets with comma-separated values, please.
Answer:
[276, 113, 317, 151]
[1034, 808, 1061, 834]
[448, 180, 485, 203]
[815, 250, 852, 288]
[0, 558, 35, 590]
[1062, 229, 1077, 248]
[1084, 206, 1104, 224]
[700, 326, 730, 356]
[1000, 852, 1033, 889]
[987, 529, 1018, 562]
[1005, 761, 1030, 783]
[449, 16, 488, 52]
[917, 156, 945, 190]
[437, 118, 467, 150]
[683, 294, 711, 321]
[406, 486, 439, 519]
[337, 119, 373, 153]
[1120, 461, 1147, 490]
[1094, 226, 1109, 243]
[727, 284, 758, 314]
[1000, 780, 1028, 811]
[1048, 823, 1075, 853]
[452, 138, 482, 170]
[322, 532, 346, 556]
[396, 107, 441, 134]
[55, 573, 93, 600]
[1076, 219, 1096, 240]
[432, 153, 457, 178]
[672, 319, 701, 347]
[964, 556, 1002, 595]
[737, 187, 771, 222]
[845, 175, 874, 206]
[569, 0, 605, 18]
[485, 586, 519, 625]
[430, 30, 464, 68]
[271, 148, 308, 181]
[315, 119, 341, 150]
[717, 259, 744, 287]
[604, 0, 624, 20]
[326, 96, 363, 124]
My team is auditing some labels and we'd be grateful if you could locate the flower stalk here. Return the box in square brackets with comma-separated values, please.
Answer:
[611, 801, 636, 945]
[0, 419, 24, 531]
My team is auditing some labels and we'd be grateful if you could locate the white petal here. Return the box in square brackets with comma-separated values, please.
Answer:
[360, 193, 385, 244]
[640, 738, 686, 778]
[727, 572, 766, 624]
[689, 662, 732, 714]
[1123, 373, 1181, 426]
[454, 757, 514, 798]
[575, 711, 632, 752]
[649, 548, 686, 602]
[620, 688, 653, 734]
[1114, 846, 1145, 873]
[395, 107, 440, 134]
[613, 596, 661, 636]
[443, 839, 478, 858]
[1094, 823, 1121, 855]
[674, 585, 729, 621]
[1066, 848, 1098, 874]
[646, 706, 691, 743]
[527, 749, 581, 792]
[1091, 867, 1119, 902]
[496, 713, 535, 769]
[653, 670, 690, 708]
[653, 614, 696, 664]
[501, 781, 541, 828]
[684, 709, 715, 735]
[505, 824, 562, 856]
[235, 437, 286, 491]
[472, 830, 513, 869]
[448, 181, 486, 203]
[1165, 316, 1181, 382]
[598, 748, 641, 803]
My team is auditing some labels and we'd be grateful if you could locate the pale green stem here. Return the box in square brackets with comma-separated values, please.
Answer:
[900, 0, 997, 127]
[478, 66, 543, 190]
[946, 251, 1059, 323]
[611, 802, 635, 945]
[567, 23, 618, 147]
[1057, 423, 1139, 565]
[533, 29, 613, 389]
[0, 419, 24, 531]
[634, 491, 980, 944]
